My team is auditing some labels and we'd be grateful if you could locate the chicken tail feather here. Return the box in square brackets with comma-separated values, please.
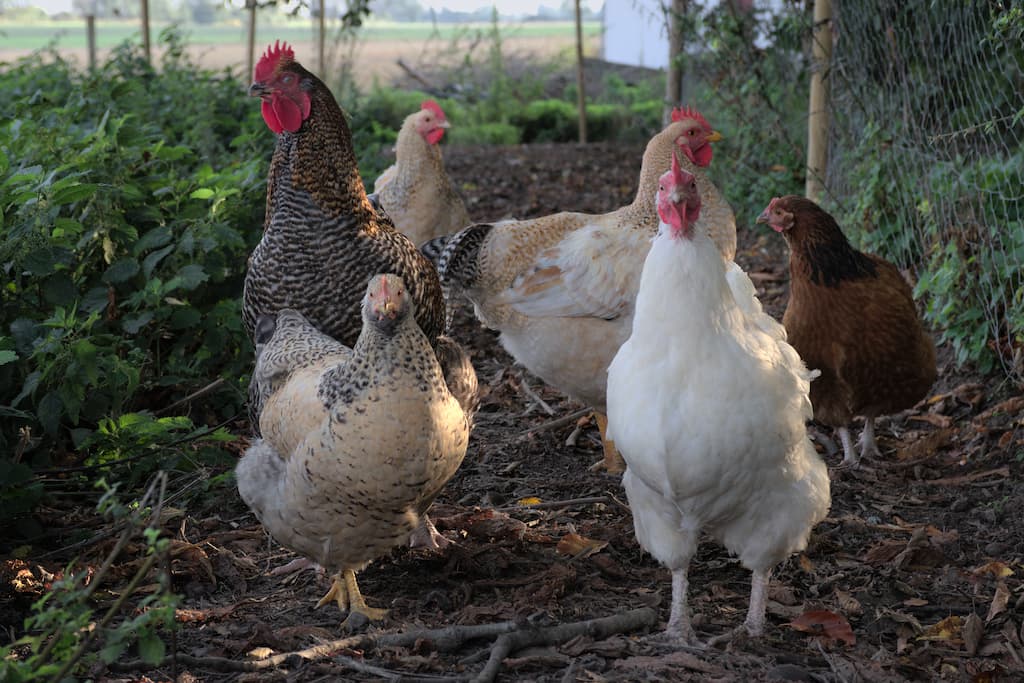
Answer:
[435, 223, 494, 330]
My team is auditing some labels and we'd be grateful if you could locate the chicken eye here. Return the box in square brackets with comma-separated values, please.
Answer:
[687, 130, 695, 135]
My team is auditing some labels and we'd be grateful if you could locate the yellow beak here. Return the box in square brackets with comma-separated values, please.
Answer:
[706, 130, 723, 143]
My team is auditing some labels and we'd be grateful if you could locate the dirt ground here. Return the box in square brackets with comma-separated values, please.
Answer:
[3, 142, 1024, 682]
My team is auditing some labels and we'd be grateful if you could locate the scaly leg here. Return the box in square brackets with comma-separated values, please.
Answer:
[588, 412, 627, 474]
[340, 569, 388, 627]
[743, 568, 770, 637]
[269, 557, 321, 576]
[315, 572, 349, 611]
[837, 426, 860, 468]
[408, 514, 451, 550]
[665, 567, 702, 646]
[858, 417, 882, 461]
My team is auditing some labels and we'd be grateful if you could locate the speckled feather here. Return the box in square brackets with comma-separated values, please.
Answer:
[237, 281, 470, 577]
[242, 63, 445, 349]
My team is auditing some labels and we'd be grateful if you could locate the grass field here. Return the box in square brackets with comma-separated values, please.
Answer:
[0, 18, 602, 85]
[0, 18, 600, 51]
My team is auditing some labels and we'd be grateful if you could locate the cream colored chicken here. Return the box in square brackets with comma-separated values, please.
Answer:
[436, 108, 734, 471]
[372, 100, 471, 247]
[236, 275, 470, 625]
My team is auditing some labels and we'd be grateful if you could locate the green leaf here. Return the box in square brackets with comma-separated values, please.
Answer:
[50, 182, 98, 205]
[189, 188, 215, 200]
[138, 633, 166, 665]
[174, 264, 208, 291]
[133, 226, 173, 256]
[103, 258, 140, 284]
[37, 391, 64, 436]
[41, 273, 78, 306]
[81, 286, 110, 314]
[142, 244, 175, 279]
[122, 312, 154, 334]
[0, 350, 17, 366]
[22, 248, 58, 277]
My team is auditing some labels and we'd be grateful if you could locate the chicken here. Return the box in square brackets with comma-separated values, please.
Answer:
[435, 108, 734, 472]
[606, 157, 830, 645]
[242, 41, 444, 351]
[243, 42, 477, 547]
[236, 274, 471, 626]
[757, 195, 937, 467]
[372, 100, 471, 247]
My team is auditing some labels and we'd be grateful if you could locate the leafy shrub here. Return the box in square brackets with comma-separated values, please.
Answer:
[0, 32, 268, 467]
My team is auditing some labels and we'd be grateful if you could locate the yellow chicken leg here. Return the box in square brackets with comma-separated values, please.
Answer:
[340, 569, 387, 626]
[315, 572, 349, 611]
[589, 412, 627, 474]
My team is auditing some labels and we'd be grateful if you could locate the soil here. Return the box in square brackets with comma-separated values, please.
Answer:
[3, 142, 1023, 682]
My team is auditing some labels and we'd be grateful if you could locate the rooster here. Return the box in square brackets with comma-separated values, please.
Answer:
[372, 100, 471, 247]
[606, 157, 830, 645]
[757, 195, 937, 467]
[243, 41, 476, 547]
[435, 108, 734, 472]
[237, 275, 470, 627]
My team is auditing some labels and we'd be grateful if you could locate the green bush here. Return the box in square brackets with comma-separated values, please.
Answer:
[0, 32, 268, 468]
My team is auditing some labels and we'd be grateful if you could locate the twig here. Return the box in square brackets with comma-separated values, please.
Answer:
[396, 57, 436, 91]
[518, 408, 591, 439]
[498, 496, 609, 512]
[516, 377, 555, 416]
[111, 619, 520, 673]
[154, 378, 227, 416]
[473, 608, 656, 683]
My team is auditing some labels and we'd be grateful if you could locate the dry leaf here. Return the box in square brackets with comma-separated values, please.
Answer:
[907, 413, 953, 428]
[963, 612, 984, 655]
[787, 610, 856, 647]
[972, 560, 1015, 579]
[923, 467, 1010, 487]
[517, 496, 543, 506]
[798, 554, 815, 572]
[903, 598, 929, 607]
[556, 532, 608, 559]
[897, 427, 953, 460]
[986, 581, 1011, 622]
[918, 615, 963, 644]
[834, 589, 863, 616]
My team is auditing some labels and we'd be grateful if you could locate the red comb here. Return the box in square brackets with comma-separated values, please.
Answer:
[422, 99, 445, 120]
[255, 40, 295, 82]
[768, 196, 781, 210]
[671, 153, 694, 187]
[671, 106, 712, 132]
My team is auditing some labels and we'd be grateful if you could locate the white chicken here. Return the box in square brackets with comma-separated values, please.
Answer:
[606, 156, 830, 644]
[237, 274, 470, 626]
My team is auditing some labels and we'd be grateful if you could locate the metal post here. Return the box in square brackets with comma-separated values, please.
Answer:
[805, 0, 832, 201]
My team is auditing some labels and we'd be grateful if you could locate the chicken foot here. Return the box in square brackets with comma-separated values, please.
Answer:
[838, 419, 882, 468]
[659, 567, 704, 647]
[706, 568, 770, 648]
[588, 412, 627, 474]
[408, 514, 451, 550]
[316, 569, 388, 626]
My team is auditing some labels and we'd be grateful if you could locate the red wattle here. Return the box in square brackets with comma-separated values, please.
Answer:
[272, 93, 304, 133]
[692, 143, 713, 168]
[262, 100, 283, 133]
[426, 127, 445, 145]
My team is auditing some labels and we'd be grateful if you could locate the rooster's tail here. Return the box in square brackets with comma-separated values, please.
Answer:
[434, 223, 494, 331]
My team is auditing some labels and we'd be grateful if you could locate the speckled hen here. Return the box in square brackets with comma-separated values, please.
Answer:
[236, 275, 471, 626]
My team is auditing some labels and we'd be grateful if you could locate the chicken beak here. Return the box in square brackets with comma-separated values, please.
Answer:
[439, 120, 451, 129]
[706, 130, 723, 143]
[755, 209, 770, 224]
[249, 82, 271, 98]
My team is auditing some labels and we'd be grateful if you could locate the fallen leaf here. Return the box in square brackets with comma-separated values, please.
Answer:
[556, 532, 608, 559]
[835, 589, 863, 616]
[923, 467, 1010, 486]
[918, 615, 963, 644]
[973, 560, 1015, 579]
[517, 496, 543, 506]
[787, 610, 856, 647]
[963, 612, 984, 655]
[798, 554, 815, 572]
[986, 581, 1011, 622]
[907, 413, 953, 429]
[897, 428, 954, 460]
[903, 598, 929, 607]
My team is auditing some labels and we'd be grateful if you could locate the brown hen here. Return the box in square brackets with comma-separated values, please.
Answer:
[758, 195, 937, 467]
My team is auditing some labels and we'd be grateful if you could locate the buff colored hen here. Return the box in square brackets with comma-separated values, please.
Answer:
[236, 274, 470, 626]
[372, 100, 471, 246]
[435, 108, 734, 472]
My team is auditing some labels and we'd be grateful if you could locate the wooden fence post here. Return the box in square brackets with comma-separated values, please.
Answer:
[140, 0, 151, 65]
[318, 0, 326, 77]
[574, 0, 587, 143]
[805, 0, 832, 201]
[86, 14, 96, 71]
[665, 0, 687, 124]
[246, 0, 257, 83]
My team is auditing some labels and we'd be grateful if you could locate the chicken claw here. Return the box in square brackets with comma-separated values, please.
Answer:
[315, 572, 350, 612]
[408, 514, 451, 550]
[339, 569, 387, 626]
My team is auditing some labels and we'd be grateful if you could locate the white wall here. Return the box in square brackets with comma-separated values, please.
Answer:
[602, 0, 669, 70]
